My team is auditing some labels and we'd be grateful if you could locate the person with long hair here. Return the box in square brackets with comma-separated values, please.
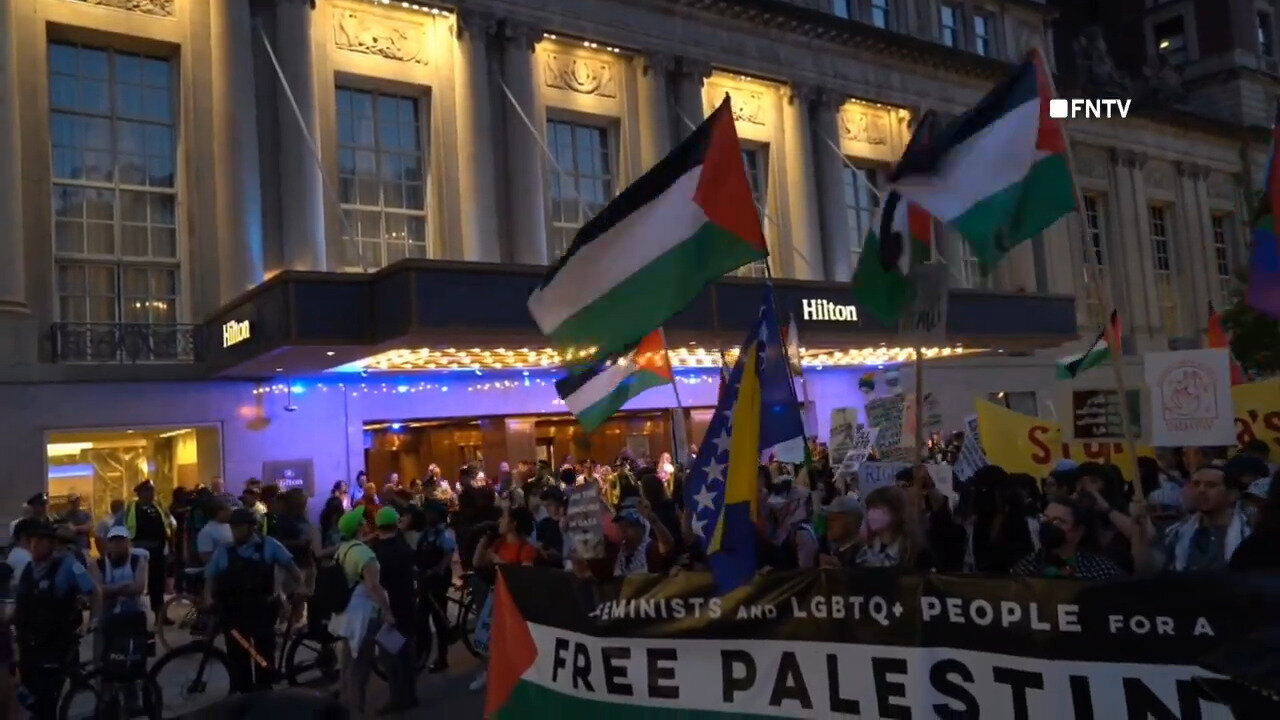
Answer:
[330, 481, 351, 512]
[1229, 470, 1280, 571]
[856, 486, 934, 570]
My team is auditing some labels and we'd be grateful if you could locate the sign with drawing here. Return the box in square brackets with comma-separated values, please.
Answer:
[1143, 349, 1236, 446]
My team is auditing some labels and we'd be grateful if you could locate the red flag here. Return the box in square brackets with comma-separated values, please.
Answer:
[1207, 302, 1247, 385]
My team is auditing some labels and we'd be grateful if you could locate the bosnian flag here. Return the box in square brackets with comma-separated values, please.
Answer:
[890, 49, 1075, 271]
[555, 329, 673, 432]
[528, 97, 767, 360]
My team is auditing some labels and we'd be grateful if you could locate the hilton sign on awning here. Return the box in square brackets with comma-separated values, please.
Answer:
[222, 320, 251, 348]
[801, 298, 858, 322]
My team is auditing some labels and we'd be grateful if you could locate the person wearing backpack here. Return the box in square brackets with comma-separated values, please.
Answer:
[327, 509, 396, 716]
[87, 526, 149, 708]
[367, 507, 418, 713]
[205, 509, 300, 693]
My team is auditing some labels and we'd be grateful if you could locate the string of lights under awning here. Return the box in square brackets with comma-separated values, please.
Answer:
[345, 344, 984, 373]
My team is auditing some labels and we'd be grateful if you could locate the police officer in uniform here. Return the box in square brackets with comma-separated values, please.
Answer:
[205, 509, 300, 692]
[123, 480, 171, 621]
[13, 519, 97, 718]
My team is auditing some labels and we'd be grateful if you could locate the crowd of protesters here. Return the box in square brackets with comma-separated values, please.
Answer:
[2, 434, 1277, 717]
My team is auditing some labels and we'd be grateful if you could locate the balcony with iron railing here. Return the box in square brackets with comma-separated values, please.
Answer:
[50, 323, 203, 364]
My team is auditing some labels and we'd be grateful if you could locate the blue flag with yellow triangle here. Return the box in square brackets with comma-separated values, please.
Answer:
[685, 287, 806, 594]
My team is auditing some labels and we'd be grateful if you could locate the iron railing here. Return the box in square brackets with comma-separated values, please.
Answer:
[50, 322, 202, 364]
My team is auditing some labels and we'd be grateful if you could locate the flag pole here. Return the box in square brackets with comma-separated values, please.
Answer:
[663, 338, 690, 465]
[1039, 46, 1141, 473]
[914, 345, 926, 463]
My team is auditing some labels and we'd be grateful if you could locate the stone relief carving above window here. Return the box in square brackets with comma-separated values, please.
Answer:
[542, 53, 617, 98]
[839, 107, 889, 146]
[1206, 172, 1238, 202]
[1144, 161, 1175, 192]
[1074, 146, 1108, 180]
[728, 90, 765, 125]
[66, 0, 174, 17]
[333, 8, 429, 64]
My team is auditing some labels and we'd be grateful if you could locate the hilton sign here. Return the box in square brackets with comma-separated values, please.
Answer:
[801, 298, 858, 322]
[222, 319, 251, 348]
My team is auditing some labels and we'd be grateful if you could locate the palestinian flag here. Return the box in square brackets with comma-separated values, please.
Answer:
[555, 329, 673, 432]
[1056, 310, 1120, 380]
[528, 97, 767, 359]
[890, 49, 1075, 271]
[851, 189, 934, 325]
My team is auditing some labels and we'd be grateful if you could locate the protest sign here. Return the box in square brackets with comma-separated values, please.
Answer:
[975, 400, 1154, 480]
[865, 395, 905, 452]
[856, 461, 909, 495]
[488, 566, 1280, 719]
[1144, 349, 1236, 446]
[1232, 379, 1280, 451]
[1064, 388, 1143, 442]
[832, 426, 878, 491]
[953, 414, 988, 482]
[828, 408, 859, 462]
[926, 463, 955, 503]
[900, 262, 949, 344]
[565, 483, 606, 560]
[902, 392, 942, 439]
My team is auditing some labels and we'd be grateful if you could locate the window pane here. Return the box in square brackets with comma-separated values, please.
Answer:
[546, 120, 612, 258]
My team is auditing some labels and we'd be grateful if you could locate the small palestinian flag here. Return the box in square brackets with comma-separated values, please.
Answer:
[851, 189, 934, 325]
[555, 329, 673, 432]
[528, 97, 767, 360]
[1056, 310, 1120, 380]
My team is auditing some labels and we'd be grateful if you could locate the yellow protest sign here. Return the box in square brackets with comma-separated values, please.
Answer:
[975, 400, 1154, 479]
[1232, 379, 1280, 452]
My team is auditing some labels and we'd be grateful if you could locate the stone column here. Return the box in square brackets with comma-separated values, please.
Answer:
[636, 52, 674, 169]
[498, 21, 548, 266]
[1175, 161, 1212, 324]
[782, 84, 824, 280]
[811, 89, 851, 282]
[672, 57, 712, 138]
[274, 0, 326, 271]
[213, 0, 265, 301]
[1110, 149, 1160, 346]
[0, 0, 25, 314]
[455, 10, 501, 262]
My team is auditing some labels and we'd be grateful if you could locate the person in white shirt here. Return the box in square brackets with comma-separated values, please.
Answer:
[196, 500, 234, 564]
[5, 519, 35, 593]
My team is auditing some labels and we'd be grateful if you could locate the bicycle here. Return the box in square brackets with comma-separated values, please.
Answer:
[445, 571, 486, 658]
[58, 627, 162, 720]
[156, 568, 213, 651]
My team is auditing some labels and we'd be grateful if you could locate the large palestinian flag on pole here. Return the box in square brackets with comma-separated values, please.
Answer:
[890, 49, 1074, 271]
[528, 97, 767, 360]
[555, 329, 674, 432]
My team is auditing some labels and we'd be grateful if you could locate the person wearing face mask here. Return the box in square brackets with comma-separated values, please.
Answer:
[1011, 497, 1124, 579]
[761, 482, 818, 570]
[855, 487, 934, 571]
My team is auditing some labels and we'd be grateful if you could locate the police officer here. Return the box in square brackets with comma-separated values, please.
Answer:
[13, 519, 97, 719]
[204, 509, 299, 692]
[123, 480, 171, 621]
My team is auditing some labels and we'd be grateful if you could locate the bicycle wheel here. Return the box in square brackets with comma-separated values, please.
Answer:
[156, 594, 200, 651]
[458, 595, 483, 659]
[284, 630, 340, 689]
[57, 677, 101, 720]
[148, 641, 233, 717]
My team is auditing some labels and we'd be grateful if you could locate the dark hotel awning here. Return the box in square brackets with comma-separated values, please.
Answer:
[200, 259, 1079, 378]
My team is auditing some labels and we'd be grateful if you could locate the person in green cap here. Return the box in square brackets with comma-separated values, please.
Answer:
[368, 506, 419, 712]
[329, 508, 395, 715]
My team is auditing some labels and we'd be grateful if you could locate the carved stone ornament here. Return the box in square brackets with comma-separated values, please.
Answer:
[1074, 26, 1131, 97]
[725, 89, 765, 125]
[1074, 146, 1107, 180]
[333, 8, 429, 64]
[543, 53, 617, 98]
[838, 106, 889, 146]
[1144, 161, 1175, 192]
[66, 0, 174, 17]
